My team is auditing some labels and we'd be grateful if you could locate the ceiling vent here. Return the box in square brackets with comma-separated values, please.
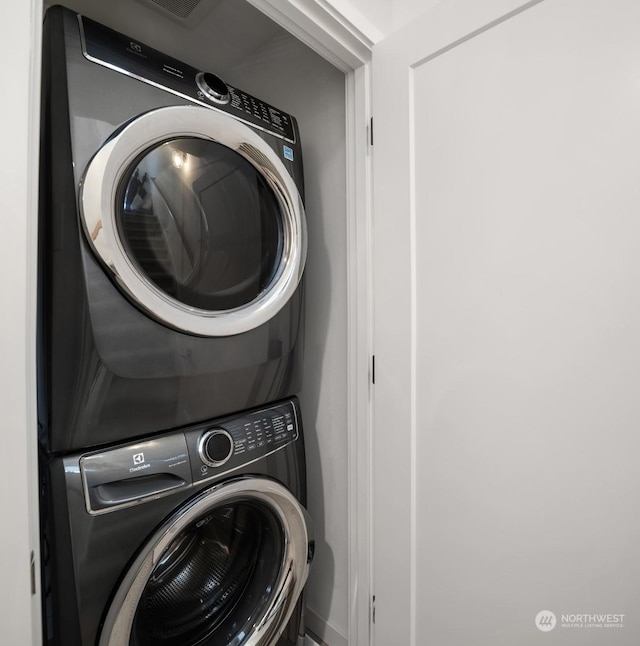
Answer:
[135, 0, 219, 27]
[149, 0, 201, 19]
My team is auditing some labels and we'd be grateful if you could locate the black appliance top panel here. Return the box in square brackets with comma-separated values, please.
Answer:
[81, 399, 300, 514]
[79, 15, 296, 143]
[185, 399, 299, 486]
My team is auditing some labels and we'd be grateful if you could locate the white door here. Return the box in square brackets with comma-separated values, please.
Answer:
[372, 0, 640, 644]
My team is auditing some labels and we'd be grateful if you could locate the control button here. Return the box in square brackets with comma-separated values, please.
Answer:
[195, 72, 230, 105]
[198, 429, 233, 467]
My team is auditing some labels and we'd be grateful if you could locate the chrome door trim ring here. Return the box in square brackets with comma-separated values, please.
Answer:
[80, 105, 306, 337]
[98, 477, 314, 646]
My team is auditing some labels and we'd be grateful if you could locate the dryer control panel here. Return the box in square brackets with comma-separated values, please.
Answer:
[79, 15, 296, 143]
[80, 399, 300, 514]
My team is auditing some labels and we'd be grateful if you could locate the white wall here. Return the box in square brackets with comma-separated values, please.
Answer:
[0, 0, 42, 643]
[324, 0, 446, 41]
[391, 0, 444, 30]
[372, 0, 640, 644]
[325, 0, 392, 41]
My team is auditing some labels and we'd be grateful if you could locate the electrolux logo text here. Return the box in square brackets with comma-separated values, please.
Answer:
[129, 452, 151, 473]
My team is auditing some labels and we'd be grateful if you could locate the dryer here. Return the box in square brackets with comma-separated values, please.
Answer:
[39, 6, 307, 452]
[41, 397, 314, 646]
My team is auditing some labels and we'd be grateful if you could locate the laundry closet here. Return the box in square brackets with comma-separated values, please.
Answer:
[3, 0, 357, 643]
[42, 0, 350, 644]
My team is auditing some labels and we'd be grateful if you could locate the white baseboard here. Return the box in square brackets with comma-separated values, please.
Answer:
[306, 607, 348, 646]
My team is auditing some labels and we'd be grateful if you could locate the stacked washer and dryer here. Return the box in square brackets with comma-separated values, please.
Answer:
[38, 6, 314, 646]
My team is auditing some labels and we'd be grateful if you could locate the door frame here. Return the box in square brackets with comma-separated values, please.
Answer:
[4, 1, 43, 644]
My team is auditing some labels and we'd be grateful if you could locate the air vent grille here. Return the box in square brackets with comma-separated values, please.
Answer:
[148, 0, 203, 19]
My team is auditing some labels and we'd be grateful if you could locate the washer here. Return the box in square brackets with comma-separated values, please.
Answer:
[41, 398, 314, 646]
[39, 6, 307, 452]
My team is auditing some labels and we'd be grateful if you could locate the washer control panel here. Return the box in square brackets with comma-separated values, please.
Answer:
[79, 15, 296, 143]
[79, 399, 300, 514]
[186, 400, 299, 484]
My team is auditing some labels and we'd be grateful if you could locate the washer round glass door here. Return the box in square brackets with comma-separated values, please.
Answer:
[98, 478, 314, 646]
[81, 105, 306, 336]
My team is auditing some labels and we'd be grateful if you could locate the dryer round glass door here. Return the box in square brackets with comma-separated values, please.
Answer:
[80, 105, 306, 337]
[98, 478, 314, 646]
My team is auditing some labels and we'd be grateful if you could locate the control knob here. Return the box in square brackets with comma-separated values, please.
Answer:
[196, 72, 230, 104]
[198, 429, 234, 467]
